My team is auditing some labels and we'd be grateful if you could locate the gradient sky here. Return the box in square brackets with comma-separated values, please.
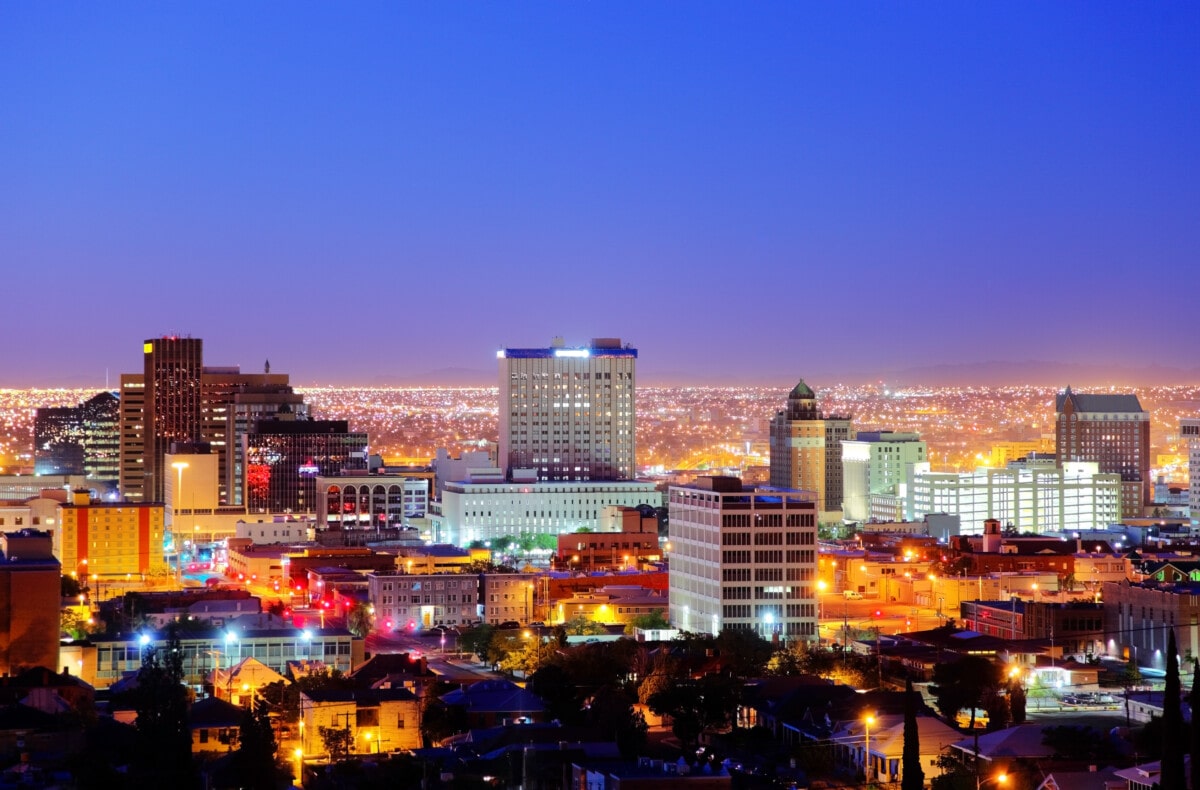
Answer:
[2, 3, 1198, 387]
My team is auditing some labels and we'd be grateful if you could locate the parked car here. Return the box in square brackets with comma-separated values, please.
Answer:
[497, 621, 521, 629]
[843, 590, 863, 600]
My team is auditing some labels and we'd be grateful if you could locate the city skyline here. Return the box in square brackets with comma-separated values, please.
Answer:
[3, 4, 1198, 386]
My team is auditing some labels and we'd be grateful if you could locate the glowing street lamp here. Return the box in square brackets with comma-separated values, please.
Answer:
[863, 714, 875, 782]
[978, 772, 1008, 790]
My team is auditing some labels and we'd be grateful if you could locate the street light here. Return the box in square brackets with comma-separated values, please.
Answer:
[293, 747, 304, 786]
[978, 771, 1007, 790]
[816, 580, 827, 621]
[863, 714, 875, 782]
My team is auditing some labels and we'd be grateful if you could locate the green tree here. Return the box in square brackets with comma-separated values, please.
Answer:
[1191, 660, 1200, 790]
[346, 601, 373, 637]
[132, 625, 194, 786]
[647, 674, 738, 753]
[61, 608, 90, 640]
[623, 609, 670, 634]
[419, 681, 468, 746]
[459, 623, 496, 659]
[234, 697, 281, 790]
[61, 573, 83, 598]
[563, 614, 608, 635]
[1009, 682, 1027, 724]
[902, 679, 924, 790]
[1161, 629, 1185, 789]
[319, 725, 353, 761]
[931, 655, 1002, 788]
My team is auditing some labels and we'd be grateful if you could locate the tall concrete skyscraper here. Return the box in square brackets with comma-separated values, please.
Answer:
[1055, 387, 1150, 520]
[1179, 417, 1200, 518]
[498, 337, 637, 482]
[119, 337, 305, 505]
[140, 336, 204, 503]
[769, 380, 852, 519]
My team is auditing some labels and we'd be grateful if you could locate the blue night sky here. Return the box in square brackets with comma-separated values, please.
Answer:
[2, 3, 1197, 386]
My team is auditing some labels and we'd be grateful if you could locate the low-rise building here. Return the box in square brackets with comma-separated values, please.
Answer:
[76, 621, 361, 689]
[554, 585, 667, 626]
[0, 530, 61, 676]
[299, 687, 420, 757]
[368, 571, 481, 631]
[556, 505, 661, 571]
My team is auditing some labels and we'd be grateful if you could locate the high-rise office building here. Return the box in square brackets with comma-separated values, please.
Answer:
[200, 367, 306, 506]
[119, 337, 304, 505]
[244, 417, 368, 514]
[133, 336, 205, 504]
[34, 391, 121, 486]
[1055, 387, 1150, 520]
[668, 476, 818, 643]
[769, 380, 852, 518]
[497, 337, 636, 482]
[841, 431, 926, 523]
[1181, 418, 1200, 518]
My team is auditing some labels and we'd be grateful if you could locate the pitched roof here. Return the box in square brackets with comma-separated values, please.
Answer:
[190, 696, 243, 729]
[440, 680, 546, 714]
[1056, 389, 1145, 414]
[788, 380, 815, 400]
[302, 687, 418, 705]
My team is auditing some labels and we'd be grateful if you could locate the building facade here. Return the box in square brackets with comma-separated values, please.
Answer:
[434, 478, 659, 546]
[908, 461, 1121, 535]
[668, 477, 818, 643]
[316, 473, 430, 531]
[1055, 388, 1150, 520]
[0, 531, 61, 676]
[1181, 418, 1200, 518]
[139, 336, 205, 504]
[57, 491, 166, 579]
[841, 431, 926, 523]
[119, 337, 306, 506]
[244, 418, 368, 515]
[1101, 579, 1200, 672]
[498, 337, 637, 482]
[35, 392, 122, 489]
[368, 571, 481, 631]
[769, 380, 851, 519]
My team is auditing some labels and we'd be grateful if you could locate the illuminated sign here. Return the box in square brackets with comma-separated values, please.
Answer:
[298, 465, 320, 476]
[553, 349, 590, 358]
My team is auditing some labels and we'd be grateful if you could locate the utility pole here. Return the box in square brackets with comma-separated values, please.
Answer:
[875, 626, 882, 688]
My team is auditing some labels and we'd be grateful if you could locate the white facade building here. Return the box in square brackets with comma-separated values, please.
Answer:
[668, 477, 818, 643]
[235, 518, 313, 544]
[433, 478, 660, 546]
[1182, 418, 1200, 519]
[367, 571, 481, 631]
[498, 337, 637, 482]
[841, 431, 926, 523]
[908, 461, 1121, 535]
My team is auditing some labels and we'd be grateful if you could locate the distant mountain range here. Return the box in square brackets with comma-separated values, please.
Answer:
[9, 361, 1200, 390]
[350, 360, 1200, 388]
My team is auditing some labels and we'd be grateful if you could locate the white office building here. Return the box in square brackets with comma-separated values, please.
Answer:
[908, 461, 1121, 535]
[1181, 418, 1200, 519]
[841, 431, 927, 523]
[668, 477, 818, 643]
[498, 337, 637, 482]
[432, 476, 660, 546]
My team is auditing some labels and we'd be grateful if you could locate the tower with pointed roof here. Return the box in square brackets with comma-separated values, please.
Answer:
[769, 380, 852, 518]
[1055, 386, 1149, 519]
